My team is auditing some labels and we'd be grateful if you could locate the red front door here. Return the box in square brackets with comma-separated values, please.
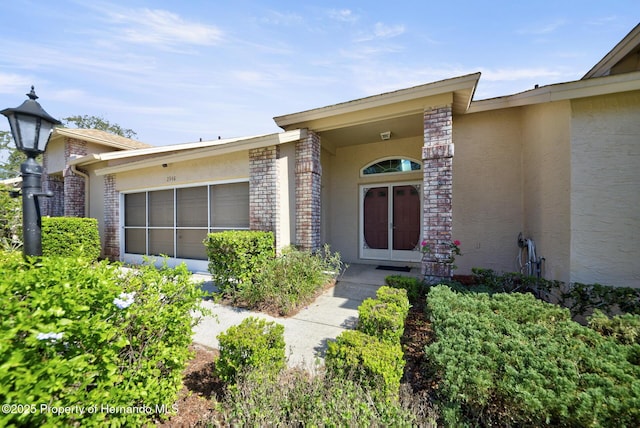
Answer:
[362, 183, 421, 261]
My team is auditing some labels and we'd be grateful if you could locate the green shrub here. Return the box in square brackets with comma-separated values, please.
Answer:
[205, 230, 274, 292]
[425, 285, 640, 427]
[325, 330, 404, 400]
[215, 316, 285, 383]
[0, 253, 205, 426]
[385, 274, 423, 302]
[357, 293, 408, 343]
[223, 368, 417, 427]
[0, 183, 22, 251]
[239, 245, 343, 316]
[376, 285, 410, 319]
[41, 216, 101, 261]
[589, 309, 640, 345]
[560, 282, 640, 318]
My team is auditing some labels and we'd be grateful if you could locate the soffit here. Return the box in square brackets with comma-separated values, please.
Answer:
[274, 73, 479, 151]
[51, 128, 152, 150]
[583, 23, 640, 79]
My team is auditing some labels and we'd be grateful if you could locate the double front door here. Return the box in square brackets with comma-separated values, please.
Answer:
[360, 183, 422, 262]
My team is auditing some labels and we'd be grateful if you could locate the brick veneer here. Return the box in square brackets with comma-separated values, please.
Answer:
[295, 132, 321, 251]
[249, 146, 279, 238]
[63, 138, 87, 217]
[103, 173, 119, 260]
[422, 106, 454, 279]
[41, 154, 64, 217]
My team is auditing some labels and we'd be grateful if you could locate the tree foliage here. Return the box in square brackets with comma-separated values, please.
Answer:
[62, 115, 137, 139]
[0, 131, 26, 179]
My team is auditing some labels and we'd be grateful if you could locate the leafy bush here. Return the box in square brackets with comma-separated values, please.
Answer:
[385, 274, 423, 302]
[0, 253, 205, 426]
[205, 230, 274, 292]
[41, 216, 101, 261]
[0, 183, 22, 251]
[238, 245, 343, 315]
[325, 329, 405, 400]
[375, 285, 410, 319]
[215, 316, 285, 384]
[222, 368, 418, 427]
[357, 287, 409, 343]
[425, 285, 640, 427]
[560, 282, 640, 318]
[588, 309, 640, 345]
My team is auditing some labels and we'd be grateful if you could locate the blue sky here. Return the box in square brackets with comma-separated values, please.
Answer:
[1, 1, 638, 147]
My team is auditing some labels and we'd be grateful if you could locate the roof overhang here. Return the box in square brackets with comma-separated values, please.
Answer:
[274, 72, 480, 132]
[583, 23, 640, 79]
[51, 127, 152, 150]
[468, 70, 640, 114]
[92, 129, 306, 176]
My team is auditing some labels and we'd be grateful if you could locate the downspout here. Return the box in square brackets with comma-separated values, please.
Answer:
[70, 164, 90, 217]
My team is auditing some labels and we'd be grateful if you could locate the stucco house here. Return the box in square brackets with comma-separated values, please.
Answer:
[41, 24, 640, 287]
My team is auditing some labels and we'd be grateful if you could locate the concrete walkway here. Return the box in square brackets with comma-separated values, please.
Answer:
[191, 264, 419, 369]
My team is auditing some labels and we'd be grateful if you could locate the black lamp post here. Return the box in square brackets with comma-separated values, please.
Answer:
[1, 86, 61, 257]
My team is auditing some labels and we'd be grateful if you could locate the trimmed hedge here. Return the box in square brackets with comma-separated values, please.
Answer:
[325, 329, 405, 400]
[215, 317, 286, 384]
[205, 230, 274, 292]
[385, 275, 423, 302]
[357, 286, 409, 343]
[41, 216, 101, 261]
[425, 285, 640, 427]
[0, 253, 205, 426]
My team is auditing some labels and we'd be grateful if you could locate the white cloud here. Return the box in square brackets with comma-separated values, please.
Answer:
[0, 73, 33, 94]
[517, 19, 566, 35]
[261, 10, 304, 26]
[328, 9, 358, 23]
[106, 8, 224, 48]
[374, 22, 405, 39]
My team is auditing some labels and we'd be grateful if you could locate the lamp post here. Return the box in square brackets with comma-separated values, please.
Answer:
[1, 86, 61, 257]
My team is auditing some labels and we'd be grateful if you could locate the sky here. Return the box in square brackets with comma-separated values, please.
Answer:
[0, 1, 639, 147]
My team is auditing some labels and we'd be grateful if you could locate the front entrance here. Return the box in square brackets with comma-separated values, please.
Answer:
[360, 183, 422, 262]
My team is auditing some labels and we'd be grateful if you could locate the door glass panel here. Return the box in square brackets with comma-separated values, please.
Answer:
[177, 187, 207, 227]
[177, 229, 208, 260]
[149, 229, 174, 256]
[124, 193, 146, 227]
[393, 185, 421, 250]
[149, 190, 174, 227]
[363, 187, 388, 249]
[125, 228, 146, 254]
[211, 182, 249, 228]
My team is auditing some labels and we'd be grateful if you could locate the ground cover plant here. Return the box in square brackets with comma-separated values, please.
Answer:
[0, 253, 206, 427]
[425, 285, 640, 427]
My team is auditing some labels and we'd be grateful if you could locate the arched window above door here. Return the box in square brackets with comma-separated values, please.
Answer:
[361, 157, 421, 177]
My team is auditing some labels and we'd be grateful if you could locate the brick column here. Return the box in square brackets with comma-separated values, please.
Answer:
[103, 174, 119, 260]
[422, 106, 454, 280]
[295, 132, 321, 252]
[41, 153, 64, 217]
[249, 146, 279, 238]
[63, 138, 87, 217]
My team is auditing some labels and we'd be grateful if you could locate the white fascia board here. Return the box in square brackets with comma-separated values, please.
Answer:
[94, 129, 306, 176]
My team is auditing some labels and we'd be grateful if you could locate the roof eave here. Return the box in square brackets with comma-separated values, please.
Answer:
[468, 70, 640, 114]
[274, 72, 481, 130]
[583, 23, 640, 79]
[94, 129, 307, 176]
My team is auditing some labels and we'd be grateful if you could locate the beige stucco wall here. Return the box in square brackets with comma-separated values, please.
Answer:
[325, 136, 423, 264]
[114, 151, 249, 192]
[570, 91, 640, 287]
[453, 109, 523, 274]
[521, 101, 571, 283]
[276, 142, 296, 250]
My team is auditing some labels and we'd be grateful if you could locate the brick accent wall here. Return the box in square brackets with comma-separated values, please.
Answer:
[422, 106, 454, 279]
[63, 138, 88, 217]
[295, 132, 322, 251]
[41, 153, 64, 217]
[103, 174, 119, 260]
[249, 146, 279, 238]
